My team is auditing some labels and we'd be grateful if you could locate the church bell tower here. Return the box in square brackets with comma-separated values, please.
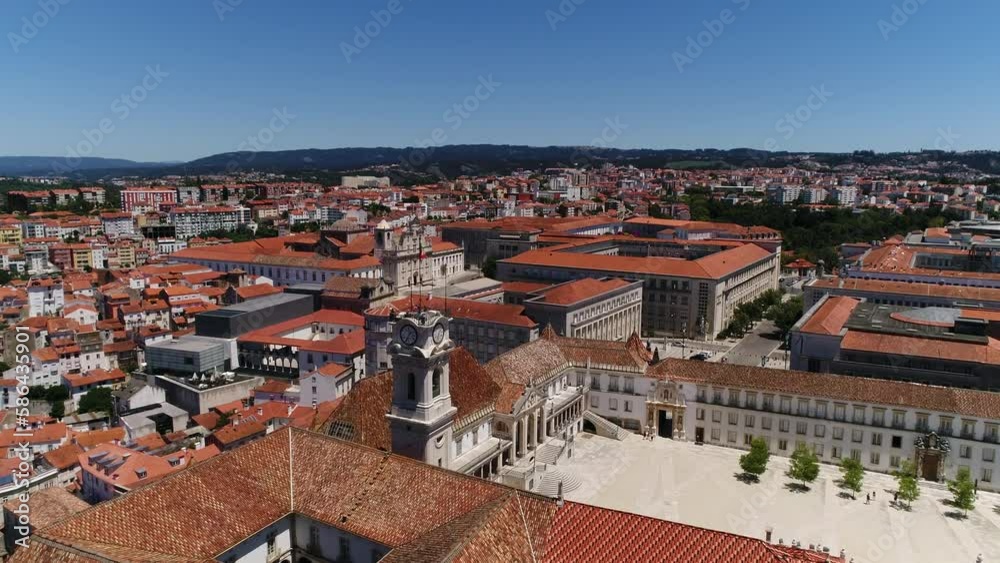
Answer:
[386, 310, 458, 468]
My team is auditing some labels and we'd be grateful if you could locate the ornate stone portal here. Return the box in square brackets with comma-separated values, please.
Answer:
[645, 381, 686, 439]
[914, 432, 950, 481]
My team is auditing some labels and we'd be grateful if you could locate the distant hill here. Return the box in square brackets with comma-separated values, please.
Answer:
[0, 156, 168, 176]
[2, 145, 999, 180]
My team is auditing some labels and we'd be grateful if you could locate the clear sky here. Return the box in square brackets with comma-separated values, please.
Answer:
[2, 0, 998, 162]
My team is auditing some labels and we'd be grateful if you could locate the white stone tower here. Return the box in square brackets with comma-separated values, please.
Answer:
[385, 310, 457, 468]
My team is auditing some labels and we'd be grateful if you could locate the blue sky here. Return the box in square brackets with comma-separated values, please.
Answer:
[2, 0, 998, 162]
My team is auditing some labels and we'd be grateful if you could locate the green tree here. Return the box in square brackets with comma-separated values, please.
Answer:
[894, 460, 920, 509]
[768, 296, 804, 338]
[948, 467, 976, 517]
[739, 438, 770, 482]
[49, 400, 65, 419]
[787, 444, 820, 489]
[78, 387, 113, 414]
[839, 457, 865, 499]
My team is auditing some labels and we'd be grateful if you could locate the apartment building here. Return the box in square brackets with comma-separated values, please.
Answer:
[169, 205, 249, 239]
[121, 187, 177, 214]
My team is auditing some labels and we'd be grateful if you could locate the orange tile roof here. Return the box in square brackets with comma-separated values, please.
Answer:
[64, 368, 127, 389]
[386, 295, 537, 328]
[531, 277, 633, 306]
[799, 296, 860, 336]
[23, 428, 829, 563]
[72, 427, 126, 449]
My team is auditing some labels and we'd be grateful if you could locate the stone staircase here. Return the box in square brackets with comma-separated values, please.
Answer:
[534, 466, 582, 498]
[534, 439, 566, 466]
[584, 411, 630, 441]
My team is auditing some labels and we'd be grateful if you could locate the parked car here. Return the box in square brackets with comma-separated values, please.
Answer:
[689, 352, 710, 361]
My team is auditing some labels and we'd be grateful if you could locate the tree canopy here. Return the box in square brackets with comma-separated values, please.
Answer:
[838, 457, 865, 499]
[78, 387, 113, 415]
[787, 444, 820, 489]
[739, 438, 770, 481]
[948, 467, 976, 516]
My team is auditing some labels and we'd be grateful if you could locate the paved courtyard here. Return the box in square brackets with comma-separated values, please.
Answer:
[561, 433, 1000, 563]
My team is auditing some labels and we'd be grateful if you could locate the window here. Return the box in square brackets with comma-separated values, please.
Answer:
[713, 389, 723, 404]
[432, 369, 442, 397]
[796, 422, 807, 435]
[339, 537, 351, 561]
[853, 406, 866, 424]
[872, 409, 885, 427]
[780, 397, 791, 414]
[831, 446, 842, 459]
[985, 449, 996, 463]
[890, 455, 901, 468]
[609, 376, 620, 393]
[851, 449, 861, 462]
[590, 395, 599, 408]
[727, 431, 737, 443]
[266, 532, 277, 556]
[851, 429, 863, 443]
[712, 410, 722, 423]
[609, 398, 618, 411]
[797, 399, 810, 416]
[711, 428, 721, 441]
[833, 427, 844, 441]
[744, 433, 754, 446]
[406, 373, 416, 400]
[762, 394, 774, 411]
[833, 403, 846, 421]
[939, 416, 954, 436]
[814, 425, 826, 438]
[624, 378, 635, 394]
[779, 420, 790, 433]
[983, 468, 994, 483]
[696, 408, 705, 421]
[745, 415, 755, 428]
[778, 439, 788, 451]
[728, 412, 738, 426]
[962, 419, 976, 439]
[960, 445, 972, 459]
[624, 401, 632, 413]
[761, 417, 772, 430]
[916, 413, 930, 432]
[892, 410, 906, 429]
[813, 443, 824, 457]
[871, 433, 883, 446]
[745, 393, 757, 409]
[815, 402, 827, 418]
[870, 452, 880, 465]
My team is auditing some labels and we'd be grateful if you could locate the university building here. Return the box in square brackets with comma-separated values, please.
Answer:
[496, 236, 780, 339]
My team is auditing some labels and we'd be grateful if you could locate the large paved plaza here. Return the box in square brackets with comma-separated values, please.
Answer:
[561, 433, 1000, 563]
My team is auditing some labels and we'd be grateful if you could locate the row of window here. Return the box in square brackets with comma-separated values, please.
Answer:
[590, 395, 633, 413]
[696, 387, 999, 441]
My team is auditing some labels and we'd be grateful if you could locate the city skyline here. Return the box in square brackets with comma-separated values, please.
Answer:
[3, 0, 998, 161]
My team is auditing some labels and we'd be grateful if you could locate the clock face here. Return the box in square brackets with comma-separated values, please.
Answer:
[399, 324, 418, 346]
[433, 323, 446, 344]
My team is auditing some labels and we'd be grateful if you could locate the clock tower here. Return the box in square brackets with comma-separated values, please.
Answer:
[386, 310, 458, 468]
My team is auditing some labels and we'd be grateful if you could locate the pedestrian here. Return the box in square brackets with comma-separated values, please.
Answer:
[894, 491, 898, 503]
[865, 493, 870, 504]
[872, 490, 876, 499]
